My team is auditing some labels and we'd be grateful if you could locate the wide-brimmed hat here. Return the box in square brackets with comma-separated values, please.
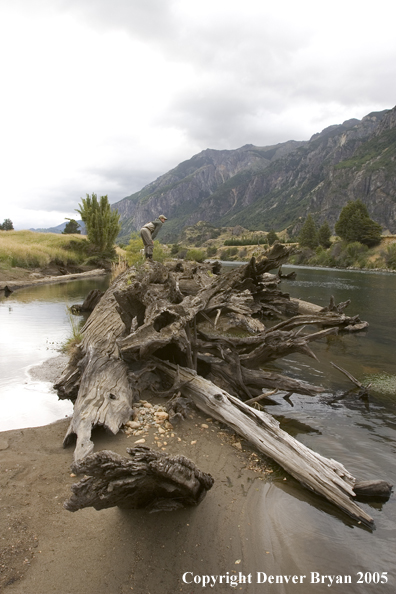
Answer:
[159, 214, 167, 220]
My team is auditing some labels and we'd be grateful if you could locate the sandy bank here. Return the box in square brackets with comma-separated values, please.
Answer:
[0, 357, 274, 594]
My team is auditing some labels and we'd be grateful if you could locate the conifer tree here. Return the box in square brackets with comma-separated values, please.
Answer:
[298, 215, 318, 249]
[317, 221, 332, 248]
[76, 194, 120, 252]
[335, 200, 382, 247]
[266, 229, 279, 245]
[62, 218, 81, 234]
[0, 218, 14, 230]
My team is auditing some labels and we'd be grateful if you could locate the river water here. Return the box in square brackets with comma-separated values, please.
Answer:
[1, 266, 395, 591]
[0, 276, 111, 431]
[253, 265, 396, 593]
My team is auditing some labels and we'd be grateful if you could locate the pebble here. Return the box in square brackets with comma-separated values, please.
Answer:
[158, 427, 165, 434]
[134, 438, 146, 444]
[126, 420, 141, 429]
[154, 411, 169, 420]
[201, 424, 209, 429]
[191, 440, 197, 445]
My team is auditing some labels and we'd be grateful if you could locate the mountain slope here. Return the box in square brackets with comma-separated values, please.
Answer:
[113, 106, 396, 242]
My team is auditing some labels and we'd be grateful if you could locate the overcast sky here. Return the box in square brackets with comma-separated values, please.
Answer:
[1, 0, 395, 230]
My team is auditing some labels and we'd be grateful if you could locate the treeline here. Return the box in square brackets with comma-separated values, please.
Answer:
[298, 200, 382, 250]
[224, 230, 279, 246]
[293, 199, 394, 270]
[224, 236, 266, 246]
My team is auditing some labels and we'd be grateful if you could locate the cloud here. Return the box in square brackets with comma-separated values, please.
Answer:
[1, 0, 395, 229]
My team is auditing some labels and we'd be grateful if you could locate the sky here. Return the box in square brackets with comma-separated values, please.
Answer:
[1, 0, 395, 230]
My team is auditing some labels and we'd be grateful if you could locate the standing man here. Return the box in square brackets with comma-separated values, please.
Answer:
[140, 215, 167, 260]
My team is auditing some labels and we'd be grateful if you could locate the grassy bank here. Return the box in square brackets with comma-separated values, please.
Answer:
[288, 236, 396, 271]
[0, 230, 88, 270]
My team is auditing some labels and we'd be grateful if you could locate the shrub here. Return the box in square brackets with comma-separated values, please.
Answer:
[125, 232, 166, 266]
[186, 249, 205, 262]
[206, 245, 217, 257]
[383, 244, 396, 269]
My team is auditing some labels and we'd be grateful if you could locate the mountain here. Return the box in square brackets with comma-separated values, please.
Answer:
[30, 220, 86, 234]
[113, 105, 396, 242]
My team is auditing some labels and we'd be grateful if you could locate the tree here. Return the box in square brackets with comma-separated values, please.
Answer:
[298, 215, 318, 249]
[0, 218, 14, 231]
[266, 229, 279, 246]
[62, 218, 81, 234]
[317, 222, 332, 248]
[76, 194, 120, 252]
[335, 200, 382, 247]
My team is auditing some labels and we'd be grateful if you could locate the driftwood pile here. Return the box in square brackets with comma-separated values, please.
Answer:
[56, 244, 392, 527]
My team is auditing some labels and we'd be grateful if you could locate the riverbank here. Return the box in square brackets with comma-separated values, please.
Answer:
[0, 267, 108, 293]
[0, 356, 273, 594]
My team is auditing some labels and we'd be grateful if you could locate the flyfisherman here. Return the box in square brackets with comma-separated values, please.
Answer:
[140, 215, 167, 260]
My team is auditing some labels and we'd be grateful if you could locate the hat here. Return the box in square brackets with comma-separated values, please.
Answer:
[159, 214, 167, 220]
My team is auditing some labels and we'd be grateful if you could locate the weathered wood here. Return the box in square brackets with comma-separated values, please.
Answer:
[278, 267, 297, 280]
[55, 270, 136, 460]
[320, 295, 351, 314]
[64, 447, 214, 512]
[154, 360, 375, 527]
[70, 289, 104, 314]
[353, 480, 393, 500]
[197, 352, 325, 398]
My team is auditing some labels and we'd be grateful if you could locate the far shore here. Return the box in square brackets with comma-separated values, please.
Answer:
[0, 267, 108, 293]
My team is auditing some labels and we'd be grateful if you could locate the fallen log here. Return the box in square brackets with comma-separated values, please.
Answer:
[55, 246, 370, 461]
[154, 359, 376, 528]
[64, 446, 214, 512]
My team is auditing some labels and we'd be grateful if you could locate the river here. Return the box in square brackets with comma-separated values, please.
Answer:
[1, 266, 395, 591]
[0, 276, 111, 431]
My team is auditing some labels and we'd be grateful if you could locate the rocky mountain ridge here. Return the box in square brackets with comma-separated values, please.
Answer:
[113, 106, 396, 242]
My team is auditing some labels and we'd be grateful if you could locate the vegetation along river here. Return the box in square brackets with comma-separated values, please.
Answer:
[1, 266, 395, 592]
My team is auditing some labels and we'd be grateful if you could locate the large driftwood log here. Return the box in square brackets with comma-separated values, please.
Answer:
[154, 360, 376, 527]
[55, 271, 136, 460]
[64, 446, 214, 512]
[56, 245, 318, 460]
[55, 246, 370, 461]
[54, 243, 382, 527]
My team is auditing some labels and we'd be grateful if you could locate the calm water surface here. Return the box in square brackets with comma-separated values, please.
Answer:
[255, 265, 396, 593]
[0, 276, 111, 431]
[1, 266, 395, 591]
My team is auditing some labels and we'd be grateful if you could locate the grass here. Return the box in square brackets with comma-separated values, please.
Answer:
[0, 230, 88, 269]
[62, 306, 84, 354]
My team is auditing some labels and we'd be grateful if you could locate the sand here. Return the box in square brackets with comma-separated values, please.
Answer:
[0, 356, 274, 594]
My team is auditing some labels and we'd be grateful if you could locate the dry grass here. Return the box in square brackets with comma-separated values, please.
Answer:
[0, 230, 87, 269]
[110, 253, 129, 281]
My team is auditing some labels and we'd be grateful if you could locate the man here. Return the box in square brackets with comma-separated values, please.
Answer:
[140, 215, 167, 260]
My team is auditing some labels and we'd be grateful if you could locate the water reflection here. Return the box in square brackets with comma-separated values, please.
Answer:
[0, 276, 111, 431]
